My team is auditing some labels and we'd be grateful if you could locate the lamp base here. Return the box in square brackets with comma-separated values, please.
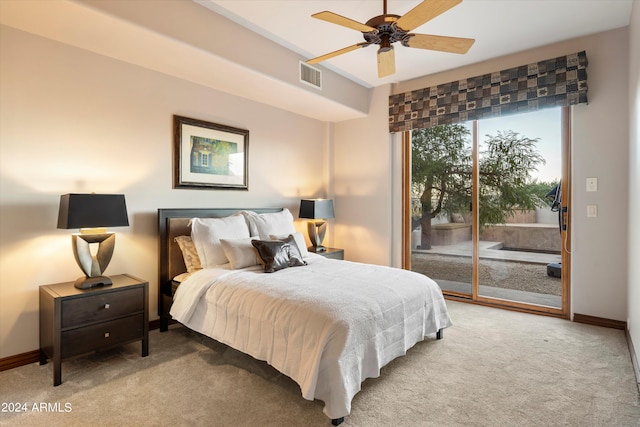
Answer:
[74, 275, 113, 289]
[307, 221, 328, 252]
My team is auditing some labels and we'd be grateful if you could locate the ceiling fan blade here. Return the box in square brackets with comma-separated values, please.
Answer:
[312, 11, 377, 33]
[377, 48, 396, 78]
[405, 33, 475, 54]
[306, 43, 370, 64]
[395, 0, 462, 32]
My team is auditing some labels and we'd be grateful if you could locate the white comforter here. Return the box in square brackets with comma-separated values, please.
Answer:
[170, 255, 452, 419]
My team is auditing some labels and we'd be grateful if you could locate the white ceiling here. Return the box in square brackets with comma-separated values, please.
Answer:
[198, 0, 634, 88]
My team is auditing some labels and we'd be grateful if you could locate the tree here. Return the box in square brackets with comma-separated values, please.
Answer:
[412, 125, 546, 249]
[523, 179, 561, 207]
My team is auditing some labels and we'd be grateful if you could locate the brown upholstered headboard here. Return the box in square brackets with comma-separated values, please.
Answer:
[157, 208, 282, 330]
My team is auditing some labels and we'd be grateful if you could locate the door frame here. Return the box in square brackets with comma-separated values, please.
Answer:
[402, 107, 571, 319]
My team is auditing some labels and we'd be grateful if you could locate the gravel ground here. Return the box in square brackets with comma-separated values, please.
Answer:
[411, 253, 562, 296]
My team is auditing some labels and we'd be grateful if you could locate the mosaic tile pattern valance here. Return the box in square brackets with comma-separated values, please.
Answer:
[389, 51, 588, 133]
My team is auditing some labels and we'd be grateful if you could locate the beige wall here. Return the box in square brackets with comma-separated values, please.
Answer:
[627, 0, 640, 382]
[333, 85, 395, 266]
[0, 26, 328, 358]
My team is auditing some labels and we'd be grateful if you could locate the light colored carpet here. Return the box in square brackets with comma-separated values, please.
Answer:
[1, 301, 638, 427]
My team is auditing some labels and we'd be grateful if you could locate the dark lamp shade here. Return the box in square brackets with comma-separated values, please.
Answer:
[57, 194, 129, 229]
[299, 199, 334, 220]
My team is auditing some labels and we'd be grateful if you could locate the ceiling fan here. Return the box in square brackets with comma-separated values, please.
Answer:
[306, 0, 475, 78]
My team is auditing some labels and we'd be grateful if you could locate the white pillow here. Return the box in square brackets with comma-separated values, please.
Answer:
[234, 210, 259, 236]
[269, 231, 309, 258]
[220, 237, 260, 269]
[191, 216, 250, 267]
[246, 209, 296, 240]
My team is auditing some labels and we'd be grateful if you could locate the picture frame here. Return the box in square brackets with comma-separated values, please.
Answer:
[173, 115, 249, 190]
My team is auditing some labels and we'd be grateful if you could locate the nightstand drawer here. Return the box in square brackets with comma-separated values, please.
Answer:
[61, 314, 144, 358]
[62, 287, 144, 328]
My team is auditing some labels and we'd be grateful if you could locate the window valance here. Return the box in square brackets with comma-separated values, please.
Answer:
[389, 51, 587, 133]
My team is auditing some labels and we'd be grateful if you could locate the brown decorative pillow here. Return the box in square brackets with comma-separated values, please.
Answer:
[278, 234, 306, 261]
[269, 232, 309, 258]
[251, 239, 306, 273]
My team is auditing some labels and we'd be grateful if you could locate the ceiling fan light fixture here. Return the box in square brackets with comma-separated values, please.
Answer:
[379, 34, 393, 53]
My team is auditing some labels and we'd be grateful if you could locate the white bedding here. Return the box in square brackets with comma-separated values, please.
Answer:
[170, 254, 452, 419]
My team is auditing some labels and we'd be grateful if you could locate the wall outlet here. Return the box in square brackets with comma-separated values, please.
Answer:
[586, 177, 598, 192]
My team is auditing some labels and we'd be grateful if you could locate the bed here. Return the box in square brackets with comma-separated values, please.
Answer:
[158, 208, 452, 425]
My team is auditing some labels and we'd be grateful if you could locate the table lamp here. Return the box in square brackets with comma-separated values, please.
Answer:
[57, 193, 129, 289]
[299, 199, 334, 252]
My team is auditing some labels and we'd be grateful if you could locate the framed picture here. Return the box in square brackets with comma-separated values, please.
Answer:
[173, 115, 249, 190]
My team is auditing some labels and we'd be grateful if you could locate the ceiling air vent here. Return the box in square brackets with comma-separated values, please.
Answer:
[300, 61, 322, 90]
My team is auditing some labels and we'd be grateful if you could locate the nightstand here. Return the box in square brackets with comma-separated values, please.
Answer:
[39, 274, 148, 386]
[313, 247, 344, 260]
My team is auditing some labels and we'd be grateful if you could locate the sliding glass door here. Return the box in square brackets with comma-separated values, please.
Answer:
[409, 123, 473, 297]
[407, 107, 570, 316]
[475, 108, 564, 310]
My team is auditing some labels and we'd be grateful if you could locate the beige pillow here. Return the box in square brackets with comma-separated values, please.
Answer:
[174, 235, 202, 273]
[220, 237, 260, 269]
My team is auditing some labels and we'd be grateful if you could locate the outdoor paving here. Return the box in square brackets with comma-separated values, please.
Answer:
[412, 240, 563, 308]
[414, 239, 561, 264]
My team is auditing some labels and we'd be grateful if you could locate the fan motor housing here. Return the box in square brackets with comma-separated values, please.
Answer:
[363, 14, 408, 47]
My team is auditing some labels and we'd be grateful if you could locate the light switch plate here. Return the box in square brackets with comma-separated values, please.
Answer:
[586, 177, 598, 192]
[587, 204, 598, 217]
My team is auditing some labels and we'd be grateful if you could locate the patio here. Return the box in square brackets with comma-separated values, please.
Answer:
[411, 240, 563, 308]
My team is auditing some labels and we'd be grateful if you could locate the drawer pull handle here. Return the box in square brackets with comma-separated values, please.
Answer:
[104, 303, 110, 309]
[104, 332, 110, 338]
